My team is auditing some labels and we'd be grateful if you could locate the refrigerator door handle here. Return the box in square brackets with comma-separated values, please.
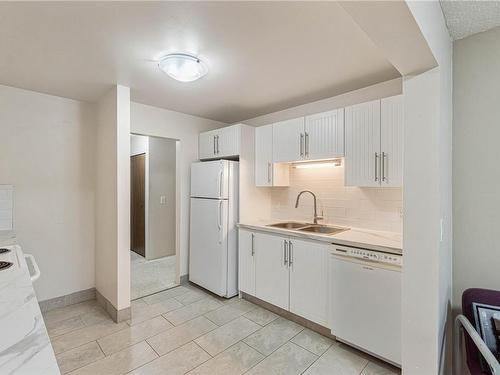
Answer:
[218, 168, 224, 198]
[217, 200, 223, 243]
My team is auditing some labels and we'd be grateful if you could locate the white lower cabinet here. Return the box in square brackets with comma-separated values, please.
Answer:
[239, 229, 329, 327]
[254, 232, 290, 310]
[289, 238, 329, 327]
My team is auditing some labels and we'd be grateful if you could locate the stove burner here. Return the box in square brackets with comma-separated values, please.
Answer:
[0, 261, 13, 270]
[0, 248, 11, 254]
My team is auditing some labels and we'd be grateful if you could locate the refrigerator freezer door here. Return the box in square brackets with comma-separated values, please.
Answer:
[191, 160, 228, 199]
[189, 198, 228, 296]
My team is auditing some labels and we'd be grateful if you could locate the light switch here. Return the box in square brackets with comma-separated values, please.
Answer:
[160, 196, 167, 204]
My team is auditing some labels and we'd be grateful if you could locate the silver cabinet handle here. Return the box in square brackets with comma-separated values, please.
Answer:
[288, 240, 293, 266]
[382, 152, 387, 183]
[374, 152, 379, 182]
[283, 240, 288, 266]
[267, 162, 272, 184]
[213, 135, 216, 155]
[216, 135, 219, 154]
[300, 133, 304, 157]
[304, 132, 309, 157]
[251, 233, 255, 256]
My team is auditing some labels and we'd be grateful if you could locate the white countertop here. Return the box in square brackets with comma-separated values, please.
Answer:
[238, 221, 402, 254]
[0, 237, 60, 374]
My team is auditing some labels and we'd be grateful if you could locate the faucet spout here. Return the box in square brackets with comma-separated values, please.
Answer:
[295, 190, 323, 224]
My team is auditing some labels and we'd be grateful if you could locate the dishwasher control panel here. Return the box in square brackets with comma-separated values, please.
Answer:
[331, 245, 403, 267]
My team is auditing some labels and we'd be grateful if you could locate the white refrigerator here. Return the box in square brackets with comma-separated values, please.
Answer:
[189, 160, 239, 297]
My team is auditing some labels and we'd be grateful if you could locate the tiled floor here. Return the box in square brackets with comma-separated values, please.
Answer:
[44, 284, 401, 375]
[131, 252, 177, 299]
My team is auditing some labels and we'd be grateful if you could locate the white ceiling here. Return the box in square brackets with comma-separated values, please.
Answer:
[0, 2, 401, 123]
[440, 0, 500, 40]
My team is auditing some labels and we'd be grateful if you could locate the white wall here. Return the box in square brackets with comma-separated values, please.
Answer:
[403, 1, 453, 373]
[453, 27, 500, 307]
[0, 84, 96, 301]
[130, 102, 226, 277]
[148, 136, 176, 259]
[130, 134, 148, 156]
[95, 85, 130, 311]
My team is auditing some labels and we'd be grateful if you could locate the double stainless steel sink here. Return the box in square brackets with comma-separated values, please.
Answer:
[267, 222, 348, 236]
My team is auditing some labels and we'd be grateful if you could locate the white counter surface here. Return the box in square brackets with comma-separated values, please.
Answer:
[0, 235, 60, 374]
[238, 221, 402, 254]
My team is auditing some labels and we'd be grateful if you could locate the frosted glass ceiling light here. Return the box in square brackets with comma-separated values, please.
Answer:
[158, 53, 208, 82]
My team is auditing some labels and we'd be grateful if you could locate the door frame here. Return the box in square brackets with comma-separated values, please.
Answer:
[130, 133, 181, 287]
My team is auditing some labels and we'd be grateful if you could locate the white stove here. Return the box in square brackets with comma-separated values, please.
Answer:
[0, 244, 22, 272]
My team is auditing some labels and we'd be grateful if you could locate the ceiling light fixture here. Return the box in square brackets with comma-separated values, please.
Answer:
[293, 160, 342, 169]
[158, 53, 208, 82]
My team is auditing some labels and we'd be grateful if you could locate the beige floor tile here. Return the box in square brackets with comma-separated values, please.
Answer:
[163, 298, 223, 326]
[187, 341, 264, 375]
[226, 299, 257, 313]
[79, 306, 113, 327]
[43, 300, 101, 325]
[51, 320, 128, 354]
[147, 316, 217, 356]
[246, 342, 317, 375]
[243, 306, 279, 326]
[98, 316, 173, 355]
[303, 344, 369, 375]
[141, 286, 190, 305]
[68, 341, 157, 375]
[55, 341, 104, 374]
[174, 290, 208, 305]
[47, 316, 86, 339]
[203, 304, 248, 326]
[130, 342, 211, 375]
[243, 317, 304, 355]
[127, 298, 183, 326]
[194, 316, 261, 356]
[361, 361, 401, 375]
[291, 329, 334, 356]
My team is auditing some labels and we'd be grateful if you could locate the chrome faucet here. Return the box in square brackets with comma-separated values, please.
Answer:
[295, 190, 323, 224]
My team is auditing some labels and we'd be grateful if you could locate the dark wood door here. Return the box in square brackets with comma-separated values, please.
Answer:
[131, 153, 146, 257]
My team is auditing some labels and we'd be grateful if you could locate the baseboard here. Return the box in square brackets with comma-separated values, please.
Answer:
[39, 288, 96, 313]
[241, 292, 335, 340]
[95, 290, 131, 323]
[180, 274, 189, 285]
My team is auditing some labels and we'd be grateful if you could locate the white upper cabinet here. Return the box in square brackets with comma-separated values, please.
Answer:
[255, 124, 289, 187]
[345, 100, 381, 187]
[305, 109, 344, 160]
[345, 96, 403, 187]
[199, 124, 241, 160]
[380, 95, 404, 187]
[272, 118, 304, 163]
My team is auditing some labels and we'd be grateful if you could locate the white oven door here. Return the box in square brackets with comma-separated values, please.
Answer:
[330, 254, 401, 365]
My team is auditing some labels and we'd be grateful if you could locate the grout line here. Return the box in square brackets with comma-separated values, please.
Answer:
[359, 360, 370, 374]
[144, 339, 162, 358]
[95, 340, 107, 357]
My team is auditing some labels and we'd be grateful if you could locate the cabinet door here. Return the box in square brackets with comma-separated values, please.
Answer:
[289, 238, 329, 326]
[345, 100, 381, 187]
[255, 125, 273, 186]
[255, 233, 289, 310]
[217, 125, 240, 158]
[305, 109, 344, 160]
[381, 95, 403, 187]
[238, 229, 256, 295]
[273, 118, 305, 162]
[199, 130, 217, 160]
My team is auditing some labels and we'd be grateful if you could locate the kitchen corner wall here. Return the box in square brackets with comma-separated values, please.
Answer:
[270, 164, 402, 233]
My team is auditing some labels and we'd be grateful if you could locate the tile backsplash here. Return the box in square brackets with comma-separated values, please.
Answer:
[271, 164, 403, 233]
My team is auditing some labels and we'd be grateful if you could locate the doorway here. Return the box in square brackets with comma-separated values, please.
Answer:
[130, 134, 179, 299]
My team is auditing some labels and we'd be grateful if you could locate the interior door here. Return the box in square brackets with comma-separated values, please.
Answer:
[381, 95, 404, 187]
[191, 160, 228, 199]
[130, 153, 146, 257]
[272, 117, 305, 162]
[189, 198, 228, 296]
[255, 232, 289, 310]
[305, 109, 345, 160]
[238, 229, 256, 295]
[289, 238, 329, 326]
[255, 124, 273, 186]
[345, 100, 381, 187]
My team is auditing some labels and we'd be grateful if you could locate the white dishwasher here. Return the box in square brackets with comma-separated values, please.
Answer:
[330, 244, 402, 366]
